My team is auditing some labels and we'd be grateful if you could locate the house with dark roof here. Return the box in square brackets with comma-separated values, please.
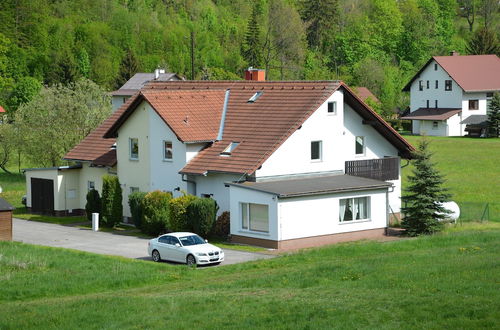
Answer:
[401, 53, 500, 136]
[25, 69, 414, 249]
[111, 69, 183, 111]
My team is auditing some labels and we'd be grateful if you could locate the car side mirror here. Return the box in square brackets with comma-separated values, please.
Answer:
[175, 243, 181, 247]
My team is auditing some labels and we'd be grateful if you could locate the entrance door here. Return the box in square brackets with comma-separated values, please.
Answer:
[31, 178, 54, 214]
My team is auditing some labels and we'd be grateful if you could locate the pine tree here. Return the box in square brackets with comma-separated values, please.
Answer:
[242, 4, 263, 68]
[116, 48, 139, 89]
[487, 92, 500, 137]
[466, 27, 500, 55]
[401, 140, 451, 236]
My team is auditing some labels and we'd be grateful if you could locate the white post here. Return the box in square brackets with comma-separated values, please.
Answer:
[92, 213, 99, 232]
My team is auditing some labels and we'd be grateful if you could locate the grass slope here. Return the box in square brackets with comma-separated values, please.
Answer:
[1, 225, 499, 329]
[403, 136, 500, 221]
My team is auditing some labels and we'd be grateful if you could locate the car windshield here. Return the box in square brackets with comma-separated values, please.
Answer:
[179, 235, 205, 246]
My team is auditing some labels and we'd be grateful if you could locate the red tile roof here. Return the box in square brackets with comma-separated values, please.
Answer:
[403, 54, 500, 92]
[401, 108, 461, 121]
[66, 80, 414, 173]
[353, 87, 380, 103]
[106, 90, 226, 143]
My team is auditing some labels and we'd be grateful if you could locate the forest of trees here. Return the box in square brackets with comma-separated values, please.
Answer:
[0, 0, 499, 119]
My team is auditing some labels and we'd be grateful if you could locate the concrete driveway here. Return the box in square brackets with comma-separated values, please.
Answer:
[12, 218, 274, 266]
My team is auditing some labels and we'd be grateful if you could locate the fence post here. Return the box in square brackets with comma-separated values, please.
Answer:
[480, 203, 489, 222]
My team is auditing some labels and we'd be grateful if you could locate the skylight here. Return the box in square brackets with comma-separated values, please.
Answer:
[248, 91, 263, 103]
[220, 142, 240, 156]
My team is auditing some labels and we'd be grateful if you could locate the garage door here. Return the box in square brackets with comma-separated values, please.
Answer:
[31, 178, 54, 213]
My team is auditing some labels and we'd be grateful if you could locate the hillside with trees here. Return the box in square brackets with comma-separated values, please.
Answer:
[0, 0, 498, 127]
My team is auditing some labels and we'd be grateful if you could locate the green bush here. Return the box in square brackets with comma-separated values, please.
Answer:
[128, 191, 147, 229]
[85, 189, 101, 222]
[212, 211, 230, 238]
[101, 175, 122, 227]
[142, 190, 172, 236]
[186, 198, 218, 237]
[169, 193, 197, 232]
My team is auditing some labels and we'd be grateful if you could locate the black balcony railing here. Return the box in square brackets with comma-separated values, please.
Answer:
[345, 157, 399, 181]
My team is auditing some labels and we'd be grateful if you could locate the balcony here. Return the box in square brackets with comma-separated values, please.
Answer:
[345, 157, 399, 181]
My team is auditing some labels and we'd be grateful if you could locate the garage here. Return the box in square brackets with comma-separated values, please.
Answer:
[228, 174, 392, 249]
[31, 178, 55, 213]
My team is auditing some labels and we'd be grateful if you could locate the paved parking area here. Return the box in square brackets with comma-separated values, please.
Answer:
[12, 218, 274, 266]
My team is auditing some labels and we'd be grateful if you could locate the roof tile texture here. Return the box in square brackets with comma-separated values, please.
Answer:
[401, 108, 462, 121]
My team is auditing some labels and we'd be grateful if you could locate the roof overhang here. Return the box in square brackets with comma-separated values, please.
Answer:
[401, 108, 461, 121]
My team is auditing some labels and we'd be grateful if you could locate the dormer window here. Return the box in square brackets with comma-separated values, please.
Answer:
[221, 142, 240, 156]
[248, 91, 263, 103]
[327, 101, 337, 115]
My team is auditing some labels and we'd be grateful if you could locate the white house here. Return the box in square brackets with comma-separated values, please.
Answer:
[401, 53, 500, 136]
[25, 72, 414, 249]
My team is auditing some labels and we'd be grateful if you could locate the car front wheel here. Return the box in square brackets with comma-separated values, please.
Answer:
[152, 250, 161, 262]
[186, 254, 196, 267]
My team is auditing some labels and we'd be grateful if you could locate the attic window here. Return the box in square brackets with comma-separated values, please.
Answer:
[221, 142, 239, 156]
[248, 91, 263, 103]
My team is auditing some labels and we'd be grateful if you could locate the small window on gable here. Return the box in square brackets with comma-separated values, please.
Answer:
[426, 100, 430, 108]
[130, 138, 139, 160]
[435, 100, 438, 108]
[434, 63, 438, 71]
[355, 136, 365, 155]
[327, 101, 337, 115]
[445, 80, 452, 91]
[163, 141, 173, 160]
[311, 141, 322, 161]
[248, 91, 263, 103]
[426, 80, 429, 89]
[221, 142, 239, 156]
[435, 80, 438, 89]
[419, 80, 423, 91]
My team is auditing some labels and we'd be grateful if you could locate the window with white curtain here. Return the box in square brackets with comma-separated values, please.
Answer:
[241, 202, 269, 233]
[339, 197, 370, 222]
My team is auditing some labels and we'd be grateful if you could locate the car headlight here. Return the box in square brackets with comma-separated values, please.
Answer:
[196, 252, 207, 256]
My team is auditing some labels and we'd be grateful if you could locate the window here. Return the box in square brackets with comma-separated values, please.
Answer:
[163, 141, 173, 160]
[248, 91, 263, 103]
[355, 136, 365, 155]
[88, 181, 95, 192]
[241, 203, 269, 233]
[129, 138, 139, 160]
[339, 197, 370, 222]
[426, 80, 429, 89]
[327, 101, 337, 115]
[432, 121, 439, 129]
[435, 100, 438, 108]
[435, 80, 438, 89]
[434, 63, 438, 71]
[426, 100, 430, 108]
[130, 187, 139, 194]
[469, 99, 479, 110]
[419, 80, 423, 91]
[311, 141, 322, 161]
[445, 80, 452, 91]
[221, 142, 240, 156]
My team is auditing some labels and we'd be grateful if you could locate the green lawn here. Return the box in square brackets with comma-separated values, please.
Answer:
[402, 136, 500, 221]
[0, 224, 498, 329]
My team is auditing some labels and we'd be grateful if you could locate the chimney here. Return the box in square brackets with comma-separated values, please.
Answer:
[154, 68, 160, 80]
[245, 67, 266, 81]
[450, 50, 460, 56]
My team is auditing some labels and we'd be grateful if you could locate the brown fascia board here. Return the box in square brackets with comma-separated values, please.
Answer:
[341, 84, 414, 159]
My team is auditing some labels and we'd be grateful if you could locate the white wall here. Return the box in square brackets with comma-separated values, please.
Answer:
[58, 169, 80, 212]
[419, 120, 447, 136]
[278, 189, 388, 240]
[229, 185, 279, 241]
[25, 169, 60, 209]
[78, 163, 110, 209]
[196, 173, 241, 215]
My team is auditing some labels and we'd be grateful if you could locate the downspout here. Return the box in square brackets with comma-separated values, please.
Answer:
[217, 89, 231, 141]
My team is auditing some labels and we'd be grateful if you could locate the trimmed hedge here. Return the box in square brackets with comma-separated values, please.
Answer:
[169, 193, 197, 232]
[186, 198, 218, 237]
[101, 175, 122, 227]
[85, 189, 101, 222]
[128, 191, 147, 229]
[142, 190, 172, 236]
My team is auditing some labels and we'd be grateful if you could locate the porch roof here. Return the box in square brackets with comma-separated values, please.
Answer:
[227, 174, 391, 198]
[461, 115, 488, 125]
[400, 108, 461, 121]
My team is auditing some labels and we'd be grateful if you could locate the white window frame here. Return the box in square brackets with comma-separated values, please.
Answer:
[240, 202, 269, 233]
[310, 140, 322, 162]
[355, 136, 365, 156]
[163, 140, 173, 161]
[129, 138, 139, 160]
[339, 196, 371, 223]
[432, 121, 439, 129]
[327, 101, 337, 115]
[87, 181, 95, 192]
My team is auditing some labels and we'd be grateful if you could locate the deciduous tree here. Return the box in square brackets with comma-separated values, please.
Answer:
[466, 27, 500, 55]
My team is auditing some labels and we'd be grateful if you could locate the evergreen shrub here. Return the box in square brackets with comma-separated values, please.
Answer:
[85, 189, 101, 222]
[142, 190, 172, 236]
[101, 175, 122, 227]
[186, 198, 218, 237]
[128, 191, 147, 229]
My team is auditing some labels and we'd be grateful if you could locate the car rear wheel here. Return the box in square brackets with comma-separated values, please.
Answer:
[152, 249, 161, 262]
[186, 254, 196, 267]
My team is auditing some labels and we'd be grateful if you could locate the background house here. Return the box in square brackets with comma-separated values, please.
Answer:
[25, 71, 414, 249]
[401, 53, 500, 136]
